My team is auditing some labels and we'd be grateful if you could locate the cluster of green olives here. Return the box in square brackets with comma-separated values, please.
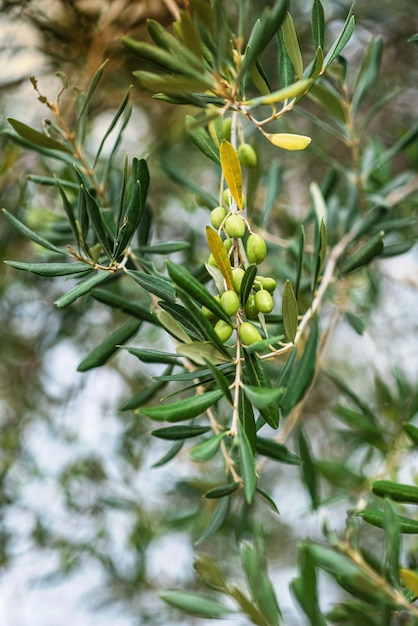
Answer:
[205, 203, 277, 346]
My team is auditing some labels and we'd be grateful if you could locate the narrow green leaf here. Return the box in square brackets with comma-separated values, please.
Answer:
[345, 311, 367, 335]
[189, 432, 226, 462]
[151, 425, 211, 440]
[123, 347, 180, 365]
[255, 487, 280, 514]
[256, 437, 301, 465]
[3, 209, 66, 255]
[56, 179, 80, 246]
[203, 358, 233, 405]
[5, 261, 88, 277]
[295, 225, 305, 299]
[204, 483, 239, 499]
[166, 260, 230, 322]
[220, 140, 243, 210]
[133, 71, 213, 95]
[73, 60, 108, 135]
[281, 12, 303, 78]
[239, 387, 256, 454]
[184, 114, 220, 164]
[356, 508, 418, 534]
[240, 264, 257, 306]
[55, 271, 109, 308]
[244, 352, 280, 429]
[311, 0, 325, 49]
[159, 589, 233, 618]
[7, 118, 71, 153]
[277, 24, 294, 88]
[384, 498, 401, 587]
[239, 422, 257, 504]
[261, 160, 282, 226]
[352, 36, 384, 112]
[77, 320, 141, 372]
[339, 231, 384, 275]
[239, 0, 288, 78]
[243, 385, 284, 410]
[282, 279, 298, 342]
[195, 496, 230, 545]
[324, 10, 355, 68]
[403, 423, 418, 446]
[90, 288, 155, 323]
[298, 427, 319, 509]
[138, 389, 223, 422]
[307, 83, 346, 123]
[152, 440, 184, 467]
[372, 480, 418, 504]
[137, 241, 190, 254]
[79, 184, 112, 258]
[246, 79, 312, 109]
[126, 268, 176, 302]
[93, 87, 132, 167]
[280, 316, 318, 416]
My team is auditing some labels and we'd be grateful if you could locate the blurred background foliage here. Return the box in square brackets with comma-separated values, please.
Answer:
[0, 0, 418, 624]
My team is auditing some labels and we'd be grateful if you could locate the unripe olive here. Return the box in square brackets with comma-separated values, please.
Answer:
[238, 143, 257, 168]
[221, 289, 240, 317]
[232, 267, 245, 294]
[223, 189, 246, 209]
[239, 322, 262, 345]
[244, 293, 259, 319]
[254, 289, 274, 314]
[223, 237, 233, 253]
[202, 305, 216, 319]
[255, 275, 277, 292]
[210, 205, 228, 229]
[224, 214, 246, 238]
[222, 118, 232, 141]
[214, 319, 233, 343]
[207, 253, 217, 267]
[246, 233, 267, 265]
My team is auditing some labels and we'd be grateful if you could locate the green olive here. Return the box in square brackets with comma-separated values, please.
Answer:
[210, 206, 228, 229]
[254, 289, 274, 314]
[246, 233, 267, 265]
[223, 189, 246, 209]
[221, 289, 240, 317]
[255, 275, 277, 292]
[244, 293, 259, 319]
[232, 267, 245, 294]
[222, 118, 232, 141]
[238, 143, 257, 168]
[239, 322, 262, 345]
[201, 305, 216, 319]
[224, 214, 246, 238]
[223, 237, 233, 253]
[214, 319, 233, 343]
[207, 253, 218, 267]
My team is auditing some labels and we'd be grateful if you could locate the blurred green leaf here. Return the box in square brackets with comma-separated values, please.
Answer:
[5, 261, 88, 277]
[126, 269, 176, 302]
[339, 231, 384, 275]
[151, 425, 211, 440]
[240, 264, 257, 306]
[384, 499, 401, 587]
[189, 432, 226, 462]
[372, 480, 418, 504]
[324, 8, 355, 68]
[352, 36, 383, 112]
[3, 209, 66, 255]
[255, 437, 301, 465]
[77, 320, 141, 372]
[159, 589, 234, 618]
[356, 509, 418, 534]
[298, 427, 319, 509]
[55, 271, 109, 308]
[403, 423, 418, 446]
[244, 352, 280, 429]
[243, 385, 284, 409]
[123, 347, 180, 365]
[7, 118, 71, 153]
[195, 495, 231, 545]
[239, 422, 257, 504]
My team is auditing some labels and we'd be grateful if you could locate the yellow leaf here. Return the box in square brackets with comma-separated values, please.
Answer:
[220, 140, 242, 210]
[206, 226, 234, 290]
[265, 133, 311, 151]
[400, 568, 418, 596]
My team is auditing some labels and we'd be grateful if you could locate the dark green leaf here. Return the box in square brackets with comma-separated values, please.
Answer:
[239, 422, 257, 504]
[256, 437, 301, 465]
[90, 288, 156, 324]
[324, 7, 355, 68]
[137, 241, 190, 254]
[138, 389, 223, 422]
[159, 589, 233, 618]
[152, 440, 184, 467]
[340, 231, 385, 275]
[120, 371, 170, 411]
[184, 115, 220, 164]
[93, 87, 132, 167]
[403, 423, 418, 446]
[203, 358, 233, 405]
[80, 184, 113, 258]
[244, 352, 280, 429]
[204, 483, 239, 499]
[277, 24, 294, 88]
[356, 508, 418, 534]
[281, 11, 303, 78]
[151, 425, 211, 440]
[240, 264, 257, 307]
[239, 387, 256, 454]
[372, 480, 418, 504]
[255, 487, 280, 514]
[77, 320, 141, 371]
[166, 260, 230, 322]
[195, 495, 231, 545]
[298, 427, 319, 509]
[126, 269, 176, 302]
[384, 499, 401, 587]
[7, 118, 71, 153]
[3, 209, 66, 255]
[73, 60, 108, 136]
[5, 261, 89, 277]
[295, 225, 305, 299]
[308, 83, 346, 123]
[352, 36, 383, 112]
[123, 347, 181, 365]
[56, 179, 80, 246]
[243, 385, 284, 410]
[261, 160, 282, 226]
[311, 0, 325, 50]
[280, 317, 318, 416]
[345, 311, 367, 335]
[55, 271, 109, 308]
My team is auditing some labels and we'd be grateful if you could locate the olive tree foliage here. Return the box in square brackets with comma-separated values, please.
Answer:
[2, 0, 418, 624]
